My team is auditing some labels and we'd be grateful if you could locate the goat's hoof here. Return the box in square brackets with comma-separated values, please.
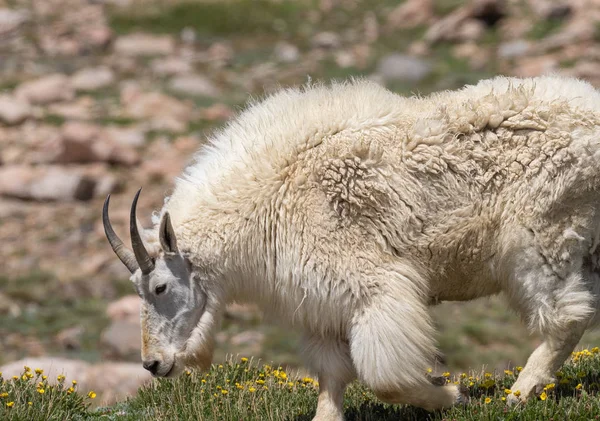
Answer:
[455, 384, 470, 406]
[428, 375, 447, 386]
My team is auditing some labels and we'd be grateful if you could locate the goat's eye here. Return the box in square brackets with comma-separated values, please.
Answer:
[155, 285, 167, 295]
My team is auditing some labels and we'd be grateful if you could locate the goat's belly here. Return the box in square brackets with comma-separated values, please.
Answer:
[428, 272, 501, 304]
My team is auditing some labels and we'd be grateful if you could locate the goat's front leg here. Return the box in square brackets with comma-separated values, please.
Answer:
[300, 335, 356, 421]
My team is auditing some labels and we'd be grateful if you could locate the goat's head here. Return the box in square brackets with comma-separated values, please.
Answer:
[102, 189, 217, 378]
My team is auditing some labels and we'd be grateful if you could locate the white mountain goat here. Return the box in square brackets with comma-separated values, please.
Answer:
[103, 75, 600, 420]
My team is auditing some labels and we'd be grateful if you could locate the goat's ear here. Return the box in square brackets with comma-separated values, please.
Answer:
[159, 212, 179, 254]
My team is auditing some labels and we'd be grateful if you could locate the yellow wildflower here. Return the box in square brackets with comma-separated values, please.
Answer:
[544, 383, 555, 391]
[576, 383, 583, 390]
[37, 388, 45, 394]
[504, 389, 512, 395]
[501, 397, 506, 401]
[236, 383, 244, 390]
[249, 387, 256, 392]
[57, 375, 65, 382]
[24, 366, 31, 372]
[12, 376, 18, 380]
[42, 375, 47, 380]
[0, 392, 8, 398]
[185, 370, 191, 376]
[442, 372, 450, 377]
[460, 373, 467, 379]
[88, 391, 97, 399]
[592, 347, 599, 354]
[67, 387, 74, 394]
[34, 368, 43, 375]
[514, 390, 521, 397]
[426, 368, 432, 373]
[484, 372, 492, 378]
[241, 357, 248, 363]
[28, 402, 32, 406]
[6, 401, 14, 408]
[221, 389, 228, 395]
[540, 392, 547, 401]
[504, 370, 514, 376]
[201, 379, 206, 384]
[288, 382, 294, 387]
[72, 380, 77, 385]
[484, 397, 492, 404]
[256, 380, 265, 385]
[302, 377, 314, 384]
[516, 366, 523, 372]
[218, 364, 223, 369]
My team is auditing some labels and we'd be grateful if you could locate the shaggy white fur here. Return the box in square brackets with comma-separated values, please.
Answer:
[119, 74, 600, 420]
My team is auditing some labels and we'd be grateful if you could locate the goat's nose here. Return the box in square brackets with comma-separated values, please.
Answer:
[143, 360, 160, 375]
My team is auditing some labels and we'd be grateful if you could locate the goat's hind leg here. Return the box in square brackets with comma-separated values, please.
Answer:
[507, 266, 596, 403]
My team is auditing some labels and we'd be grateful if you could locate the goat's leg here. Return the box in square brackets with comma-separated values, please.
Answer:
[507, 322, 587, 404]
[505, 262, 595, 403]
[300, 335, 356, 421]
[349, 277, 468, 412]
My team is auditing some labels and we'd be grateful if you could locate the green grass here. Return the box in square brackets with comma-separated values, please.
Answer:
[0, 368, 95, 420]
[6, 349, 600, 420]
[108, 0, 309, 37]
[0, 273, 111, 365]
[527, 18, 564, 40]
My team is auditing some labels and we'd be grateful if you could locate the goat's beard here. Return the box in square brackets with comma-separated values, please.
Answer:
[178, 308, 218, 372]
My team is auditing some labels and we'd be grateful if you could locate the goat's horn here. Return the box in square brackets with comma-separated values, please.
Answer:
[130, 188, 155, 275]
[102, 195, 139, 274]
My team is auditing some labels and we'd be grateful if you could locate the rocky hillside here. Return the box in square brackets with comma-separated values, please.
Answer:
[2, 0, 600, 405]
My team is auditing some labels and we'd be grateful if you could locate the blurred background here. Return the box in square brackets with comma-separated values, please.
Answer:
[2, 0, 600, 406]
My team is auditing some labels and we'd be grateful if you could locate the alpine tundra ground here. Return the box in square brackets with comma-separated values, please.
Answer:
[4, 0, 600, 408]
[3, 350, 600, 420]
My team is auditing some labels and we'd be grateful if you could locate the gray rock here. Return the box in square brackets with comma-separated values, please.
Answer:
[312, 31, 341, 49]
[0, 95, 31, 125]
[376, 53, 432, 83]
[71, 66, 115, 91]
[498, 40, 531, 59]
[123, 90, 194, 132]
[150, 57, 193, 76]
[106, 295, 141, 323]
[168, 74, 219, 97]
[15, 74, 74, 105]
[100, 320, 141, 360]
[274, 41, 300, 63]
[0, 165, 96, 201]
[0, 8, 29, 36]
[114, 33, 175, 56]
[47, 122, 140, 166]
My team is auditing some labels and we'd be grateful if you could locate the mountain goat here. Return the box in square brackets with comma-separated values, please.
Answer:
[103, 75, 600, 420]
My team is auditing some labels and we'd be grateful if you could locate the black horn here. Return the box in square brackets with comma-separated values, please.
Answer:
[102, 195, 139, 274]
[130, 188, 155, 275]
